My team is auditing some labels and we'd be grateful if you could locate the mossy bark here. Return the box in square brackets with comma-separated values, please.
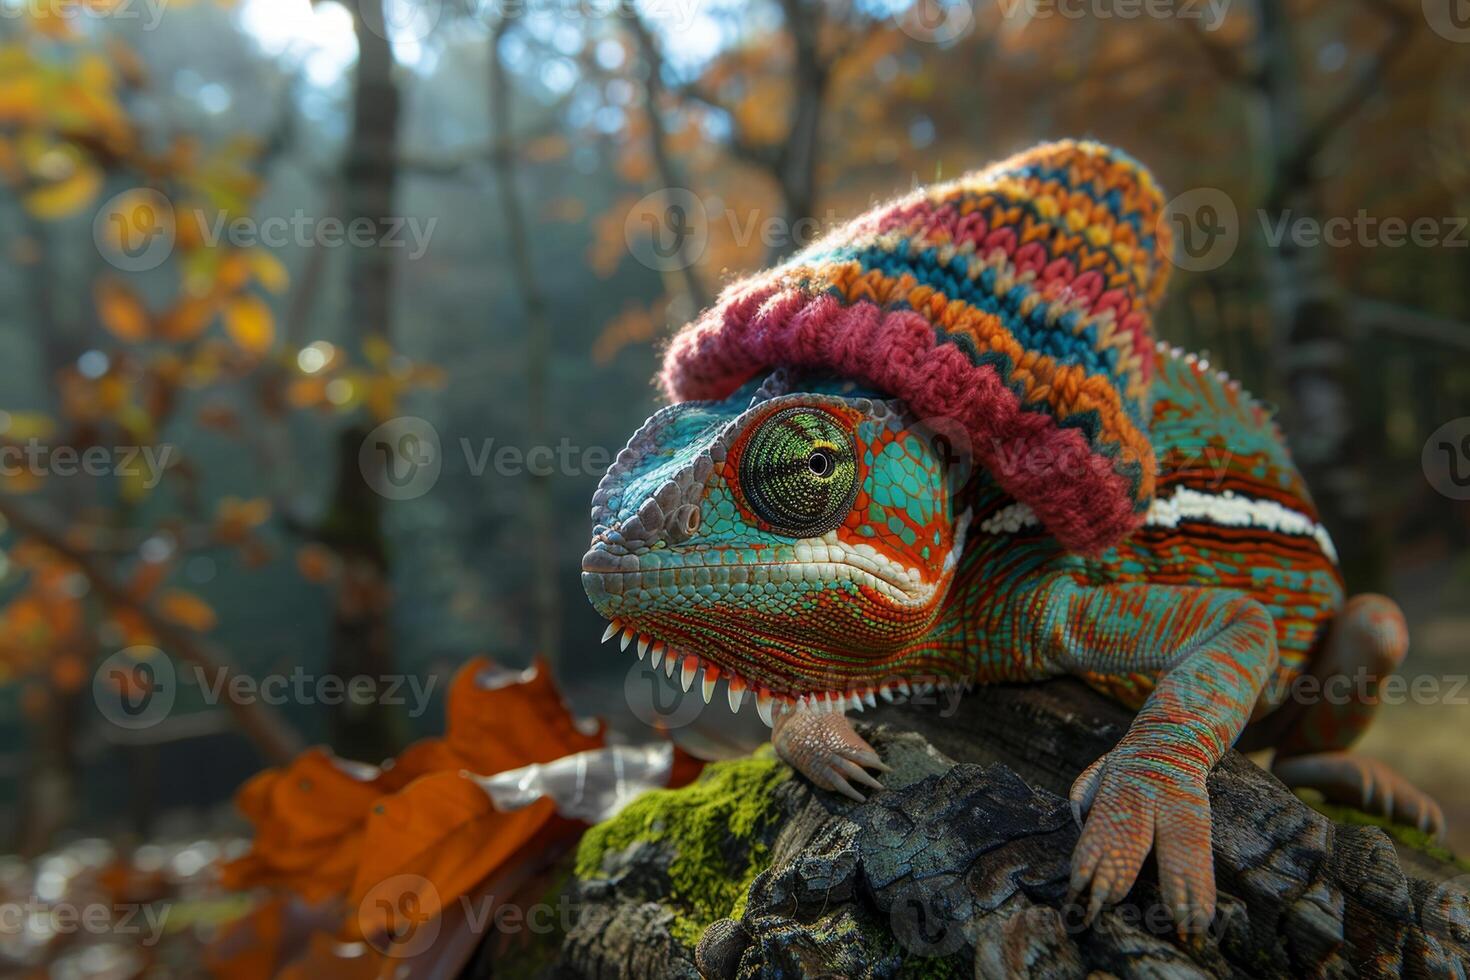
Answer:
[474, 679, 1469, 978]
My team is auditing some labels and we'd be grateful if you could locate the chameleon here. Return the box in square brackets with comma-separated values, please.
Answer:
[580, 140, 1443, 931]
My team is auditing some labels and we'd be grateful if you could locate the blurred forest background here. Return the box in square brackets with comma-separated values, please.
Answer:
[0, 0, 1467, 967]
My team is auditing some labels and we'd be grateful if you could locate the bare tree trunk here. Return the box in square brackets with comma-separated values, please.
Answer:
[773, 0, 827, 256]
[317, 0, 405, 762]
[1250, 0, 1408, 590]
[489, 17, 560, 665]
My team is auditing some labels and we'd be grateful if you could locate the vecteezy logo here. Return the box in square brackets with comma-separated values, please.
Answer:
[623, 659, 706, 730]
[1159, 187, 1239, 272]
[911, 416, 974, 502]
[93, 189, 176, 272]
[888, 874, 971, 958]
[896, 0, 975, 43]
[1423, 417, 1470, 500]
[624, 188, 709, 273]
[93, 646, 176, 730]
[1424, 0, 1470, 42]
[358, 873, 442, 958]
[359, 417, 442, 501]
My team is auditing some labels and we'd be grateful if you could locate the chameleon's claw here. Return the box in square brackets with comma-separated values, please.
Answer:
[1272, 752, 1446, 840]
[822, 770, 869, 803]
[1067, 743, 1217, 935]
[771, 705, 887, 803]
[831, 756, 885, 792]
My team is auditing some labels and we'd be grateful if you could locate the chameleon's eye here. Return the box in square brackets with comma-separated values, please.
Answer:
[739, 407, 858, 537]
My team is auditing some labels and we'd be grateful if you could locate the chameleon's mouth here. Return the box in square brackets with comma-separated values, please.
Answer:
[579, 553, 942, 608]
[589, 614, 964, 728]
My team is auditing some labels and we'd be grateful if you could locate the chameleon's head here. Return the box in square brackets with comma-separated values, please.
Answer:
[582, 372, 970, 719]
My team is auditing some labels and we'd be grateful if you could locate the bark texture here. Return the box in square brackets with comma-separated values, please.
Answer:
[479, 679, 1470, 978]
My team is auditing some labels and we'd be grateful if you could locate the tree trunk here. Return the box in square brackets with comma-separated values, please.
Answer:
[316, 0, 404, 762]
[546, 680, 1469, 978]
[1250, 0, 1408, 591]
[489, 18, 560, 666]
[771, 0, 826, 261]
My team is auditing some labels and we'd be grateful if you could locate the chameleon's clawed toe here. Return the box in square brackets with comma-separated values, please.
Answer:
[771, 706, 887, 803]
[1272, 751, 1446, 839]
[1068, 745, 1218, 936]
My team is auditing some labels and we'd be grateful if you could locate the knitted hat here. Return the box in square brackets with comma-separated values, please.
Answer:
[659, 140, 1172, 554]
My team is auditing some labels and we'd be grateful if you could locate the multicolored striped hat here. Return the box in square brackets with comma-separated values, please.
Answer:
[659, 140, 1173, 553]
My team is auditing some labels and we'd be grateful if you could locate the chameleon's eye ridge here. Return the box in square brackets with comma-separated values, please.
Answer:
[739, 407, 858, 538]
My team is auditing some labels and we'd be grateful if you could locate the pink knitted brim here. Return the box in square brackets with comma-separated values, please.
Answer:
[659, 284, 1142, 555]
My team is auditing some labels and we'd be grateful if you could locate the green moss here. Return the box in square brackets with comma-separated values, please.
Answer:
[575, 748, 790, 947]
[1297, 790, 1470, 871]
[888, 934, 964, 980]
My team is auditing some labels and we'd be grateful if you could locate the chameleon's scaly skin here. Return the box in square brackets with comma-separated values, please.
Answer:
[582, 348, 1443, 932]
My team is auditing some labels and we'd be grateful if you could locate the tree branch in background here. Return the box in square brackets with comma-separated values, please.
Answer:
[1175, 20, 1256, 84]
[0, 498, 306, 765]
[625, 10, 713, 311]
[1351, 298, 1470, 353]
[1266, 0, 1412, 210]
[489, 14, 561, 664]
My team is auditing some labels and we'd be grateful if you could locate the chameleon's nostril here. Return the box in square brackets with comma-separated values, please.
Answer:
[668, 504, 701, 543]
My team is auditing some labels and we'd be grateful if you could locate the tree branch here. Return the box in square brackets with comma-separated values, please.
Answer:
[1267, 0, 1413, 208]
[1351, 297, 1470, 353]
[1175, 20, 1255, 84]
[0, 497, 306, 765]
[625, 10, 713, 310]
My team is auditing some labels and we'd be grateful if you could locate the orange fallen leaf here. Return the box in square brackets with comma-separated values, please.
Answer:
[221, 748, 392, 902]
[204, 895, 286, 980]
[346, 774, 574, 942]
[385, 656, 602, 787]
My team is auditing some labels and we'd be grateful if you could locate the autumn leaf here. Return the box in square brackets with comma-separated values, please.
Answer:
[362, 333, 392, 368]
[220, 748, 392, 902]
[347, 774, 571, 943]
[50, 654, 86, 693]
[386, 656, 602, 787]
[0, 75, 44, 126]
[296, 544, 339, 584]
[0, 412, 55, 440]
[218, 251, 251, 291]
[158, 589, 218, 632]
[94, 279, 150, 342]
[286, 376, 327, 410]
[158, 295, 215, 341]
[224, 295, 274, 354]
[203, 895, 287, 980]
[249, 249, 289, 293]
[128, 558, 169, 601]
[24, 164, 103, 218]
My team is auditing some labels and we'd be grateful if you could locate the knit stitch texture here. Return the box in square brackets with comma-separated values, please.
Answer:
[659, 139, 1173, 553]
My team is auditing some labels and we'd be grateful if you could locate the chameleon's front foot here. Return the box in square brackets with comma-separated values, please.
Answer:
[1069, 742, 1217, 935]
[771, 706, 890, 802]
